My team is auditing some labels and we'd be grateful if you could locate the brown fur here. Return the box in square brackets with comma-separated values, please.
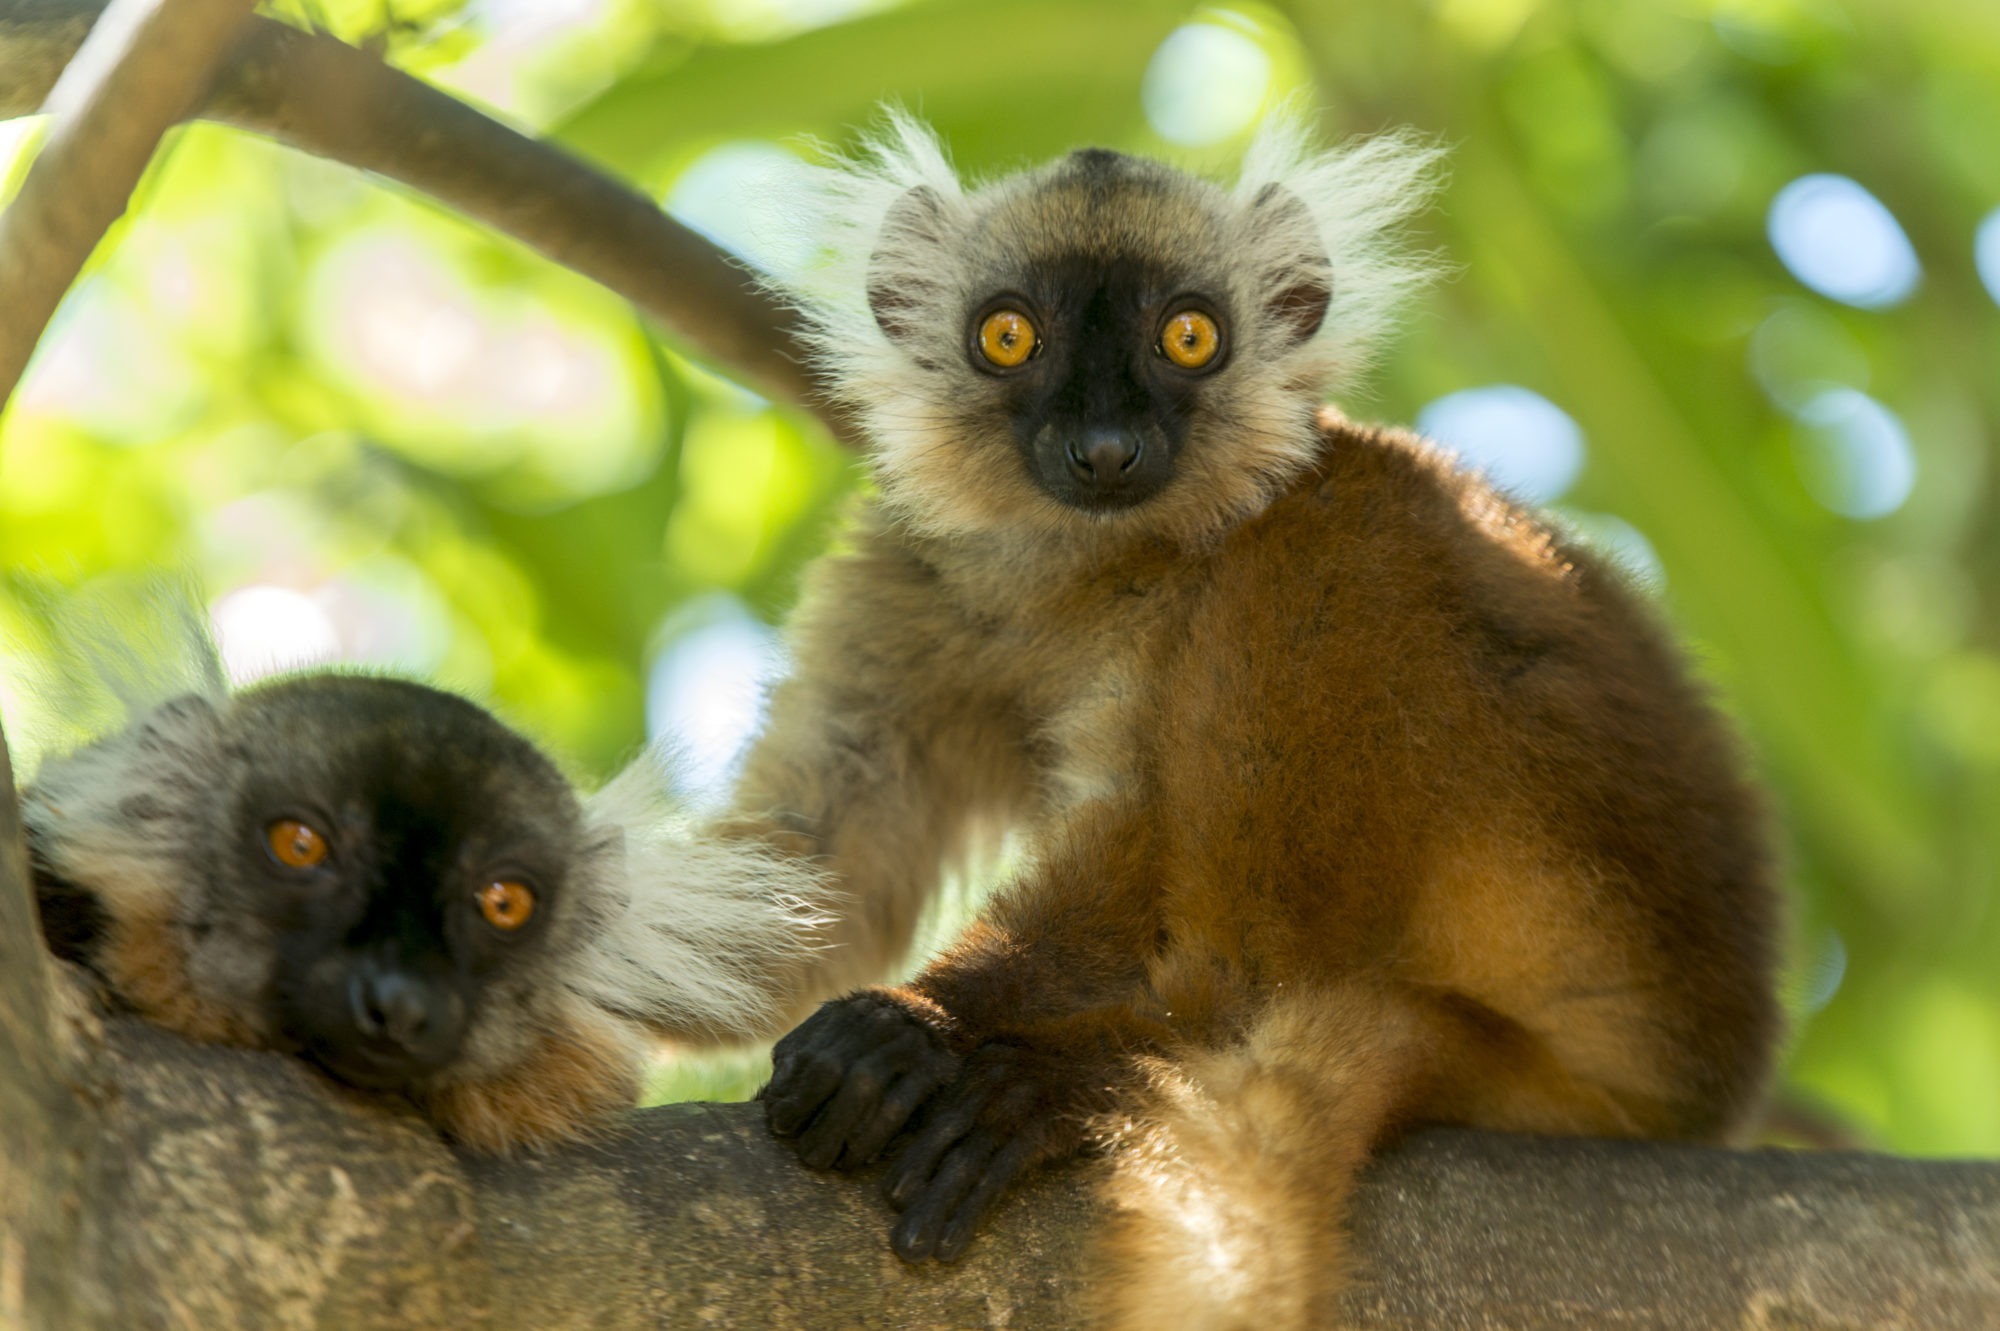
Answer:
[98, 890, 264, 1049]
[421, 1006, 641, 1154]
[739, 410, 1776, 1324]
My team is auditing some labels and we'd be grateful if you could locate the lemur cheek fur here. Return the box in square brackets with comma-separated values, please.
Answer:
[740, 112, 1776, 1325]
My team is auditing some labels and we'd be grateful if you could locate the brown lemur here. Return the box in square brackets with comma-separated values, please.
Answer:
[19, 593, 831, 1152]
[733, 115, 1778, 1325]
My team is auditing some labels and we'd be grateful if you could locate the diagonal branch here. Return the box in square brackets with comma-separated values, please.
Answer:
[0, 1, 842, 436]
[0, 0, 260, 415]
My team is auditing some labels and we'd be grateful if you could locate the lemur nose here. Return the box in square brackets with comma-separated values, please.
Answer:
[350, 968, 434, 1048]
[1066, 430, 1141, 485]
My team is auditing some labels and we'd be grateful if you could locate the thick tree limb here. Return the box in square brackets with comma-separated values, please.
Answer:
[0, 0, 259, 412]
[2, 727, 1998, 1328]
[0, 0, 839, 434]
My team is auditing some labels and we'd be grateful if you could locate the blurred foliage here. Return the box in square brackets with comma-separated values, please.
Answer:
[2, 0, 1998, 1150]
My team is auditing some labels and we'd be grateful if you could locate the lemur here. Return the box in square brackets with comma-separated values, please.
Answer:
[21, 594, 830, 1151]
[730, 116, 1778, 1327]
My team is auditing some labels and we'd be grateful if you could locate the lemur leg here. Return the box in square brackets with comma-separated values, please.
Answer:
[1097, 981, 1664, 1331]
[714, 547, 1033, 1013]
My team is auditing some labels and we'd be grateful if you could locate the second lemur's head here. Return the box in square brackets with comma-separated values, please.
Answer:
[781, 114, 1440, 546]
[27, 672, 607, 1098]
[215, 676, 589, 1091]
[24, 589, 835, 1151]
[25, 663, 624, 1111]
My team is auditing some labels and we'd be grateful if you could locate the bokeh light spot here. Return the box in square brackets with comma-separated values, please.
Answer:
[16, 279, 205, 437]
[1748, 301, 1869, 413]
[1976, 206, 2000, 309]
[1790, 387, 1915, 520]
[1142, 22, 1271, 147]
[1800, 929, 1847, 1015]
[666, 141, 812, 275]
[645, 595, 782, 803]
[1416, 385, 1586, 503]
[1560, 511, 1665, 590]
[1767, 174, 1921, 309]
[0, 114, 44, 185]
[211, 585, 341, 685]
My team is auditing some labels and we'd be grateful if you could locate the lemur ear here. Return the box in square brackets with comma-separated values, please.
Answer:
[867, 185, 945, 343]
[1252, 183, 1332, 346]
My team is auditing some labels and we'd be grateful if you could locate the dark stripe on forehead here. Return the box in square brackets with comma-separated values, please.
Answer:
[1023, 252, 1188, 316]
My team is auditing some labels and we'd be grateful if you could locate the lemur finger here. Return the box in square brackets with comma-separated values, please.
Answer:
[890, 1131, 1001, 1262]
[796, 1030, 935, 1170]
[794, 1055, 889, 1168]
[768, 993, 912, 1136]
[841, 1064, 946, 1166]
[882, 1086, 989, 1209]
[933, 1132, 1043, 1262]
[764, 1049, 846, 1136]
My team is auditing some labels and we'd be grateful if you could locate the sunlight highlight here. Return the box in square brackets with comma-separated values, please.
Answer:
[1142, 21, 1272, 147]
[1976, 207, 2000, 310]
[210, 585, 341, 685]
[1790, 387, 1915, 520]
[1416, 385, 1586, 503]
[645, 596, 782, 803]
[1767, 174, 1921, 310]
[667, 142, 814, 275]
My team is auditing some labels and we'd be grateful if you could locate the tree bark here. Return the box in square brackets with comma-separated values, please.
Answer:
[0, 0, 839, 435]
[2, 724, 1998, 1329]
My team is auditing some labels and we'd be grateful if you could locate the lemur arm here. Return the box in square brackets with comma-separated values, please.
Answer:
[763, 805, 1186, 1260]
[715, 530, 1035, 1014]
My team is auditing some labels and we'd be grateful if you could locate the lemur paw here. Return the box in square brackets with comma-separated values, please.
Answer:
[882, 1041, 1080, 1263]
[763, 989, 958, 1171]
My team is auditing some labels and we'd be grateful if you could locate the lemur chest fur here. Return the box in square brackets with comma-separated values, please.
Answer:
[913, 530, 1184, 815]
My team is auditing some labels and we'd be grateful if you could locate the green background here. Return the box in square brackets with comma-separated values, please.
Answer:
[1, 0, 1996, 1153]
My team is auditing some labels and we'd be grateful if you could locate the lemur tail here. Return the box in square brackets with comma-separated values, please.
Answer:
[1094, 987, 1423, 1331]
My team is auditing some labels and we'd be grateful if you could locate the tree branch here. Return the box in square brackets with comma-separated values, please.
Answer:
[0, 0, 259, 413]
[3, 723, 1998, 1328]
[0, 0, 841, 435]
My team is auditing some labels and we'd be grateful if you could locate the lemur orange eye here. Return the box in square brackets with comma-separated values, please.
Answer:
[478, 880, 536, 931]
[267, 819, 329, 869]
[1160, 310, 1220, 369]
[977, 309, 1038, 368]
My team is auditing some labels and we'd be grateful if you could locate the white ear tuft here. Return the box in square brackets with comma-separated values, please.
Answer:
[568, 742, 838, 1043]
[1233, 114, 1448, 385]
[759, 109, 970, 408]
[14, 576, 228, 770]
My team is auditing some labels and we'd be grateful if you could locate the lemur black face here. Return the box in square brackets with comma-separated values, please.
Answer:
[235, 678, 578, 1093]
[968, 252, 1228, 514]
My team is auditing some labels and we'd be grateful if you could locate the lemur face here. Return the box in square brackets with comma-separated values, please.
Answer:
[794, 126, 1418, 549]
[961, 245, 1227, 515]
[219, 677, 584, 1092]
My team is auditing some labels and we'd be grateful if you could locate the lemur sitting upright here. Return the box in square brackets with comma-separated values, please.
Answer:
[727, 116, 1777, 1328]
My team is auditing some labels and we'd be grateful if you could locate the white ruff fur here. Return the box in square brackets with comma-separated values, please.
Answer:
[571, 743, 834, 1041]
